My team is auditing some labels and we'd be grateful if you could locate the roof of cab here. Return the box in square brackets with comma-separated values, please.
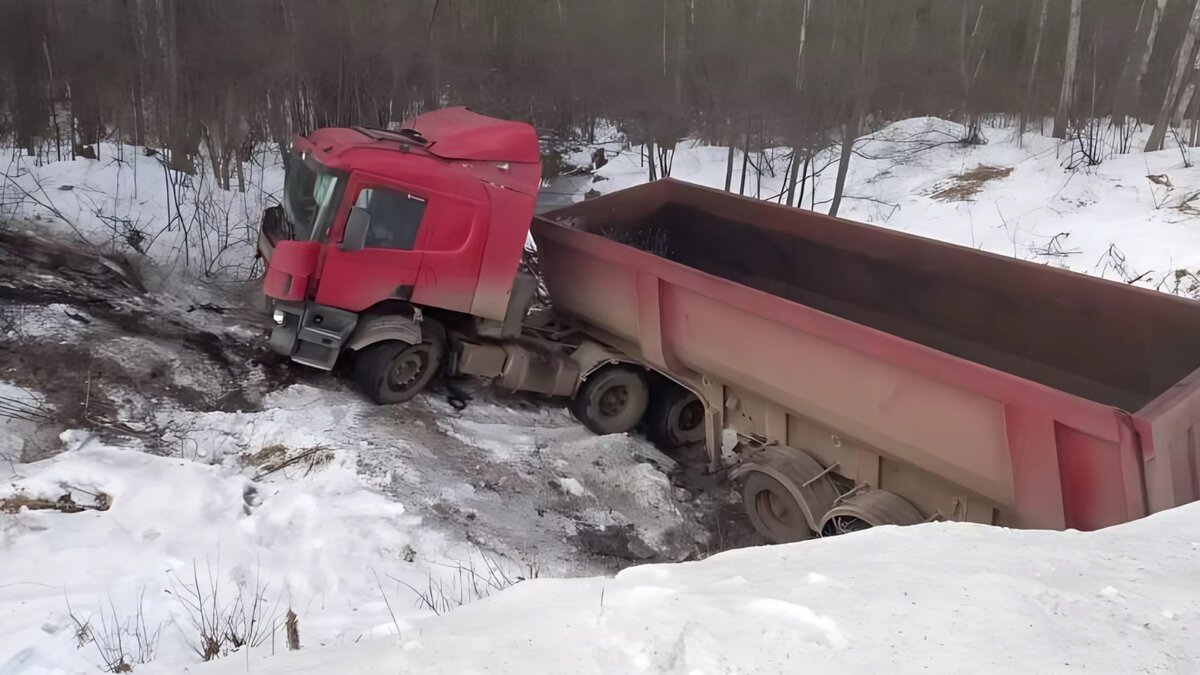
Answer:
[405, 107, 540, 163]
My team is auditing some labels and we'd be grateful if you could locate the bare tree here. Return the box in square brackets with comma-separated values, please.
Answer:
[1023, 0, 1050, 129]
[1053, 0, 1083, 139]
[1147, 0, 1200, 151]
[0, 0, 1192, 191]
[829, 0, 873, 218]
[1113, 0, 1168, 125]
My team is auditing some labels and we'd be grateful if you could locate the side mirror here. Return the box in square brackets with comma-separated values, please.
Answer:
[341, 206, 371, 252]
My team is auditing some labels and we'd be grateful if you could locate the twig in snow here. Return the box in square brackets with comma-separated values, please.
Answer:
[372, 568, 402, 638]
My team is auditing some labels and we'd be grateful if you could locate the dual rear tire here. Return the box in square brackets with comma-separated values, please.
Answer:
[569, 366, 650, 435]
[570, 367, 705, 449]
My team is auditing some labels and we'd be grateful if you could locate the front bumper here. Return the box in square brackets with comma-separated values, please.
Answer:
[269, 301, 359, 371]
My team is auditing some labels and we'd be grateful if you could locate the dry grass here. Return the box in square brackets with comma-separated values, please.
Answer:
[168, 558, 284, 662]
[931, 165, 1013, 202]
[1, 490, 111, 514]
[240, 444, 288, 468]
[66, 591, 162, 673]
[240, 444, 333, 481]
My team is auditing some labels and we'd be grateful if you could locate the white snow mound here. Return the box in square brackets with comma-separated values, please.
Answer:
[184, 502, 1200, 675]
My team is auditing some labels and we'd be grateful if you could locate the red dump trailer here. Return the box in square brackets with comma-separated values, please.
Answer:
[260, 108, 1200, 543]
[532, 179, 1200, 539]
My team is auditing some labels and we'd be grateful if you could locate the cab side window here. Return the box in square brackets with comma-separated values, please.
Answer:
[355, 187, 427, 250]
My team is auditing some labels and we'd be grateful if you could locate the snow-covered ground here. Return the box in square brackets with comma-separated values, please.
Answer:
[178, 502, 1200, 675]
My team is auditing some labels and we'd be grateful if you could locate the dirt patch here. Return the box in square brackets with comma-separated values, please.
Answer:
[931, 165, 1013, 202]
[571, 523, 658, 561]
[0, 227, 301, 459]
[662, 441, 765, 557]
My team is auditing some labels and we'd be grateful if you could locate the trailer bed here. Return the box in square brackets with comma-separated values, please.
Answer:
[596, 199, 1200, 412]
[533, 179, 1200, 531]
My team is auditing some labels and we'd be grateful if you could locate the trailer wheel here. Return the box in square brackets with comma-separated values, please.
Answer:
[646, 383, 706, 449]
[732, 446, 839, 544]
[570, 366, 650, 435]
[819, 490, 924, 537]
[742, 472, 815, 543]
[355, 339, 444, 405]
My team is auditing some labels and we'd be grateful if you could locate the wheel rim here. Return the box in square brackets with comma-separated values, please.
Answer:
[387, 349, 429, 392]
[676, 399, 704, 432]
[821, 514, 872, 537]
[755, 488, 805, 538]
[598, 384, 629, 418]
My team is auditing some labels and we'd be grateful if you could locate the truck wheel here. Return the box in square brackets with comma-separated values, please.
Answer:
[742, 471, 816, 543]
[355, 339, 444, 404]
[570, 366, 649, 435]
[646, 383, 706, 449]
[819, 490, 924, 537]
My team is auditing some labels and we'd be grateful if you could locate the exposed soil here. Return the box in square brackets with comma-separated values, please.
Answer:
[930, 165, 1013, 201]
[0, 228, 299, 459]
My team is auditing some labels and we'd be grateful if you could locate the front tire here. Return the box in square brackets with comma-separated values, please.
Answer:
[355, 339, 444, 404]
[570, 366, 650, 435]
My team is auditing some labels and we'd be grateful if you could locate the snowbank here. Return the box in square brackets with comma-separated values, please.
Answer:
[182, 502, 1200, 674]
[0, 381, 706, 674]
[0, 434, 476, 674]
[577, 118, 1200, 295]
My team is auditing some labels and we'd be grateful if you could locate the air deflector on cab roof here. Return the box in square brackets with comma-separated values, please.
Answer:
[405, 106, 540, 163]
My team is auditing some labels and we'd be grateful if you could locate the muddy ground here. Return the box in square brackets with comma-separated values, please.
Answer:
[0, 224, 760, 575]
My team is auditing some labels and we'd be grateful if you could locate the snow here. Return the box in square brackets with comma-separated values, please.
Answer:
[0, 432, 481, 673]
[578, 118, 1200, 295]
[0, 380, 708, 673]
[1, 143, 283, 278]
[173, 503, 1200, 675]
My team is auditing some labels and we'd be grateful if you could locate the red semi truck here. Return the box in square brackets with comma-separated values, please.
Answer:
[259, 107, 1200, 543]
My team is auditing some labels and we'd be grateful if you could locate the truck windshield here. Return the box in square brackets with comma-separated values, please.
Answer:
[283, 153, 342, 241]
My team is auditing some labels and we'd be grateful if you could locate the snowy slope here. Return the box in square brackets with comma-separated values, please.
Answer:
[179, 502, 1200, 675]
[0, 143, 282, 278]
[574, 118, 1200, 296]
[0, 436, 462, 673]
[0, 386, 711, 675]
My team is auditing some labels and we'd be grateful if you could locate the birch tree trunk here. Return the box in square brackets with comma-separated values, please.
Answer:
[1147, 0, 1200, 152]
[829, 117, 859, 218]
[1052, 0, 1082, 139]
[794, 0, 811, 91]
[1113, 0, 1167, 124]
[1024, 0, 1049, 128]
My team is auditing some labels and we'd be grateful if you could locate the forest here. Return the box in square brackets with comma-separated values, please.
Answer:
[2, 0, 1200, 210]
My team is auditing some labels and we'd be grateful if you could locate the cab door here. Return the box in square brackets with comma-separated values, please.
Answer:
[316, 174, 430, 311]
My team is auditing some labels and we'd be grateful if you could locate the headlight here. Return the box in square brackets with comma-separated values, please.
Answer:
[272, 309, 285, 325]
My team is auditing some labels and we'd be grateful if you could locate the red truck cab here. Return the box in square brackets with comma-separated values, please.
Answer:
[260, 108, 542, 400]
